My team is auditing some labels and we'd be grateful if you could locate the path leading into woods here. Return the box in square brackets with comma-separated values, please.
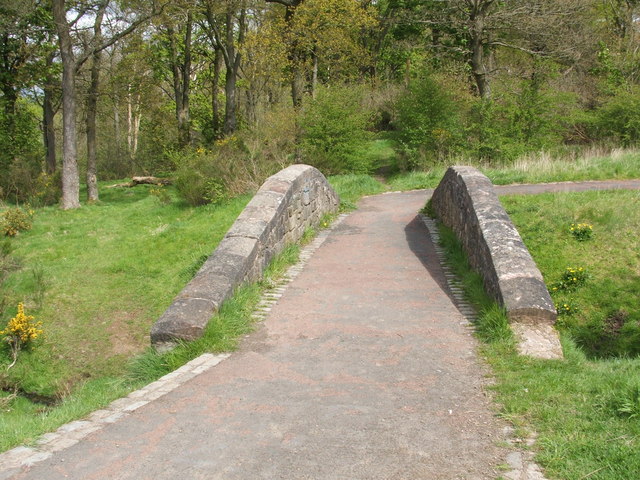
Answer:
[1, 179, 639, 480]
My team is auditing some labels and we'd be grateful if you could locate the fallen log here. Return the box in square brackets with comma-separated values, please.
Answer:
[107, 176, 172, 188]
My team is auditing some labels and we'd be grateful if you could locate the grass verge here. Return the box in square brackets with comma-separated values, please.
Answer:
[0, 239, 303, 452]
[432, 190, 640, 480]
[328, 174, 386, 210]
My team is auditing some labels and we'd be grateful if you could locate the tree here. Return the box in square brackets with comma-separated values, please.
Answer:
[85, 1, 108, 202]
[51, 0, 163, 209]
[0, 0, 54, 181]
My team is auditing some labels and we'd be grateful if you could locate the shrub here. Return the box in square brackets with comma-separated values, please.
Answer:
[31, 172, 61, 207]
[174, 151, 229, 207]
[299, 85, 374, 175]
[0, 302, 42, 369]
[591, 87, 640, 146]
[1, 207, 33, 237]
[393, 76, 462, 169]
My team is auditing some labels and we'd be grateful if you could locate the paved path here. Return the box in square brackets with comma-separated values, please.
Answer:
[2, 180, 638, 480]
[2, 190, 512, 479]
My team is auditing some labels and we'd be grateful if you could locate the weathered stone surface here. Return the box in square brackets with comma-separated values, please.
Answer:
[150, 164, 339, 349]
[431, 166, 561, 359]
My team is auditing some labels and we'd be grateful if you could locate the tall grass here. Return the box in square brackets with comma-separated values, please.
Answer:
[386, 147, 640, 191]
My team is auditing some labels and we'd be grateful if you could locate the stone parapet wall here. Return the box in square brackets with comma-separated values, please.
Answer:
[431, 166, 557, 328]
[151, 164, 339, 350]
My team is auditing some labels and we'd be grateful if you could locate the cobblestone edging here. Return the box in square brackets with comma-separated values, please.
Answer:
[151, 164, 339, 351]
[420, 214, 548, 480]
[430, 166, 562, 359]
[0, 213, 349, 476]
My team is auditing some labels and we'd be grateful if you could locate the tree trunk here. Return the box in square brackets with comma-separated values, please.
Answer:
[167, 14, 192, 148]
[212, 45, 222, 137]
[311, 45, 318, 99]
[43, 85, 56, 174]
[285, 5, 305, 108]
[468, 1, 493, 99]
[43, 50, 57, 175]
[222, 8, 245, 135]
[86, 3, 107, 203]
[53, 0, 80, 209]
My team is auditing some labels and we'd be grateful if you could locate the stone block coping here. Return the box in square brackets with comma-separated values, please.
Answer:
[430, 166, 562, 359]
[150, 164, 339, 351]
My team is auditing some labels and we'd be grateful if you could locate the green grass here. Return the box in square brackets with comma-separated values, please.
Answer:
[328, 174, 386, 210]
[386, 148, 640, 191]
[0, 205, 306, 452]
[501, 190, 640, 358]
[434, 190, 640, 480]
[0, 184, 251, 396]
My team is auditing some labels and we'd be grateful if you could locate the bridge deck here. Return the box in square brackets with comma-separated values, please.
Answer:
[3, 189, 517, 479]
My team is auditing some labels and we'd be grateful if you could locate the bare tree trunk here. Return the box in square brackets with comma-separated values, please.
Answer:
[132, 95, 141, 156]
[127, 85, 134, 154]
[86, 3, 107, 203]
[212, 45, 222, 137]
[286, 4, 305, 109]
[114, 101, 122, 168]
[222, 7, 246, 135]
[167, 13, 192, 148]
[43, 56, 57, 175]
[223, 9, 238, 135]
[53, 0, 80, 209]
[468, 0, 494, 99]
[311, 45, 318, 99]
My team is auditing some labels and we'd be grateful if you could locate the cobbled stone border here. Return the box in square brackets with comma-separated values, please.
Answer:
[0, 213, 348, 476]
[420, 213, 548, 480]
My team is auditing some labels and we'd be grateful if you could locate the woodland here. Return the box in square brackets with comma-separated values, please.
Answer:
[1, 0, 640, 208]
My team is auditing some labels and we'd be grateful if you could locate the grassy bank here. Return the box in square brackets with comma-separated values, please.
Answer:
[435, 189, 640, 480]
[385, 147, 640, 191]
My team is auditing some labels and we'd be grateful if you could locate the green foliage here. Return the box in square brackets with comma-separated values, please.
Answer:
[465, 78, 571, 162]
[149, 185, 172, 205]
[438, 190, 640, 480]
[393, 76, 462, 168]
[173, 150, 230, 207]
[615, 383, 640, 419]
[1, 207, 33, 237]
[0, 100, 42, 200]
[591, 87, 640, 146]
[300, 86, 374, 175]
[328, 174, 385, 210]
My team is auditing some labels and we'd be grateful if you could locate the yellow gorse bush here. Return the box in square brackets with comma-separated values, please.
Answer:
[1, 303, 42, 368]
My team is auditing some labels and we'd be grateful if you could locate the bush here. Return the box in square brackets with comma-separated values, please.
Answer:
[174, 151, 229, 206]
[1, 207, 33, 237]
[299, 85, 374, 175]
[172, 134, 285, 206]
[465, 79, 571, 162]
[591, 87, 640, 146]
[393, 76, 462, 169]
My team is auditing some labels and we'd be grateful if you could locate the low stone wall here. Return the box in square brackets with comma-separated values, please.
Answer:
[151, 164, 339, 351]
[431, 166, 562, 358]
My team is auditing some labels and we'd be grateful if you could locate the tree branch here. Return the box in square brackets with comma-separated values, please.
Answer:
[75, 1, 170, 71]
